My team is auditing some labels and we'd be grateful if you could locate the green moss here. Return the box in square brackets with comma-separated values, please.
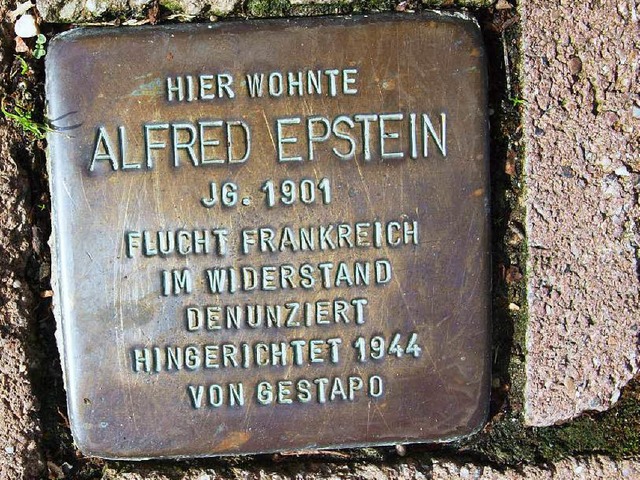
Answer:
[465, 378, 640, 465]
[246, 0, 495, 19]
[159, 0, 184, 13]
[247, 0, 292, 17]
[245, 0, 396, 17]
[422, 0, 493, 6]
[289, 2, 351, 16]
[552, 383, 640, 458]
[350, 0, 395, 12]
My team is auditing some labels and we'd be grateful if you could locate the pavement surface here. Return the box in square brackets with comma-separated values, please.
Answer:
[523, 0, 640, 427]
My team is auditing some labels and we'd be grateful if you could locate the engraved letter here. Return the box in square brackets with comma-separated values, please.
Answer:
[89, 126, 118, 171]
[422, 112, 447, 157]
[348, 376, 363, 400]
[268, 72, 283, 97]
[379, 113, 404, 159]
[229, 383, 244, 406]
[404, 220, 419, 245]
[188, 385, 204, 408]
[256, 382, 273, 405]
[172, 123, 198, 167]
[326, 337, 342, 363]
[307, 116, 330, 161]
[375, 260, 392, 284]
[242, 267, 258, 291]
[288, 71, 303, 96]
[227, 120, 251, 163]
[199, 120, 223, 164]
[119, 125, 141, 170]
[125, 231, 141, 258]
[144, 123, 169, 169]
[354, 114, 378, 161]
[307, 70, 322, 95]
[351, 298, 368, 325]
[276, 117, 302, 162]
[217, 74, 235, 99]
[323, 69, 340, 97]
[245, 73, 265, 98]
[278, 381, 293, 404]
[166, 76, 184, 102]
[241, 229, 257, 254]
[212, 228, 229, 256]
[369, 375, 384, 398]
[343, 68, 358, 94]
[186, 307, 202, 331]
[132, 348, 150, 373]
[309, 339, 324, 363]
[199, 74, 215, 100]
[332, 116, 356, 160]
[209, 384, 223, 407]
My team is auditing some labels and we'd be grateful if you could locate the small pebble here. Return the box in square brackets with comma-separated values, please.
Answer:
[15, 36, 29, 53]
[4, 446, 15, 454]
[395, 444, 406, 456]
[614, 165, 630, 177]
[610, 389, 621, 403]
[495, 0, 512, 10]
[14, 14, 38, 38]
[568, 56, 583, 75]
[8, 1, 34, 21]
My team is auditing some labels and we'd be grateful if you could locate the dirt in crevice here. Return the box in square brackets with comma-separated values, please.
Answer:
[0, 5, 47, 478]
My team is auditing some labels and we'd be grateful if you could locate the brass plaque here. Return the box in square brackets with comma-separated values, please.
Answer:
[46, 13, 490, 459]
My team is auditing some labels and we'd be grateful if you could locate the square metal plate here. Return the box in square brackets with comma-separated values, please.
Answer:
[46, 13, 491, 459]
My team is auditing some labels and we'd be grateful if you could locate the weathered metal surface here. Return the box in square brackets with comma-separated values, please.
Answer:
[46, 13, 491, 459]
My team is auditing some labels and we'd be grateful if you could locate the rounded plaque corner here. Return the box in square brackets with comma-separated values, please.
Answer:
[461, 393, 492, 441]
[71, 434, 139, 461]
[67, 412, 135, 461]
[46, 28, 82, 63]
[69, 425, 106, 460]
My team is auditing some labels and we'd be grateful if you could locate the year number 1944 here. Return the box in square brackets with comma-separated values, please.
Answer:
[353, 333, 422, 362]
